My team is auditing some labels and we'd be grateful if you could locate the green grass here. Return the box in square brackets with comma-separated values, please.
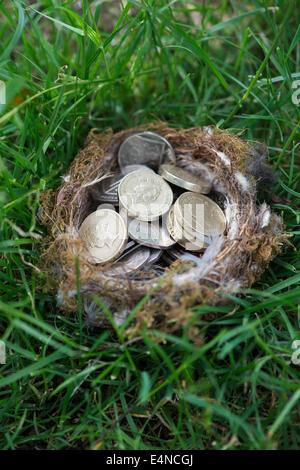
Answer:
[0, 0, 300, 450]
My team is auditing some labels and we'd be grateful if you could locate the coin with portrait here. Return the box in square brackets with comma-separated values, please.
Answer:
[118, 170, 173, 221]
[79, 209, 128, 264]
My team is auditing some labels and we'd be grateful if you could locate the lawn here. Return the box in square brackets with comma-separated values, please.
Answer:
[0, 0, 299, 450]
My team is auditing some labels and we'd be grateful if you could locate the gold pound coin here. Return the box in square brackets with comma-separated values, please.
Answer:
[79, 209, 128, 264]
[174, 192, 226, 237]
[178, 216, 210, 249]
[118, 169, 173, 221]
[159, 164, 211, 194]
[166, 207, 206, 252]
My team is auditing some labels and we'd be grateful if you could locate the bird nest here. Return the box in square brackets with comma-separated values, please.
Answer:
[39, 123, 288, 340]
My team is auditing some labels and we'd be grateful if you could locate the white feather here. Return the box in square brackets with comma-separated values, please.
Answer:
[172, 235, 224, 286]
[235, 171, 250, 191]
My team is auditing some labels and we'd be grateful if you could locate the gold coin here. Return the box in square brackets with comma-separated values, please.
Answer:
[179, 217, 210, 249]
[166, 207, 206, 252]
[79, 209, 128, 264]
[128, 218, 176, 249]
[174, 209, 208, 251]
[159, 164, 211, 194]
[174, 192, 226, 236]
[118, 170, 173, 221]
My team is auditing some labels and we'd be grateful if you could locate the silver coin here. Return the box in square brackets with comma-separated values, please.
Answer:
[124, 240, 136, 251]
[92, 173, 123, 204]
[118, 201, 129, 223]
[145, 249, 163, 266]
[118, 131, 175, 171]
[108, 246, 151, 276]
[118, 170, 173, 221]
[114, 240, 137, 262]
[96, 203, 116, 211]
[161, 250, 175, 265]
[165, 246, 187, 260]
[79, 209, 128, 264]
[121, 164, 155, 175]
[128, 218, 176, 249]
[166, 246, 200, 263]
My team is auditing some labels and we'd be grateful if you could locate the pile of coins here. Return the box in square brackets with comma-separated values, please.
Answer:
[79, 131, 226, 275]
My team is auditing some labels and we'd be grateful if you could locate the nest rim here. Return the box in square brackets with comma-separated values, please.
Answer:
[39, 122, 287, 337]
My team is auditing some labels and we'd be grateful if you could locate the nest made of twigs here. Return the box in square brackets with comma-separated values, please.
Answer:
[39, 123, 288, 340]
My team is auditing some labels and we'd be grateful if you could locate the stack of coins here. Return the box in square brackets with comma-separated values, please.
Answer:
[78, 131, 226, 274]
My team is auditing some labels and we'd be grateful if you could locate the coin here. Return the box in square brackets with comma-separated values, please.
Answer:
[115, 240, 136, 261]
[128, 218, 176, 249]
[146, 249, 163, 266]
[174, 192, 226, 236]
[174, 209, 210, 249]
[165, 246, 188, 260]
[159, 164, 211, 194]
[79, 209, 128, 264]
[161, 250, 175, 265]
[118, 131, 175, 171]
[91, 173, 123, 205]
[118, 170, 173, 221]
[108, 245, 151, 276]
[121, 164, 155, 175]
[165, 246, 201, 263]
[96, 203, 116, 211]
[166, 207, 206, 252]
[181, 223, 210, 249]
[118, 202, 129, 222]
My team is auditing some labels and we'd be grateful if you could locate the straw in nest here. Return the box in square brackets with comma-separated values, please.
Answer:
[39, 123, 289, 340]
